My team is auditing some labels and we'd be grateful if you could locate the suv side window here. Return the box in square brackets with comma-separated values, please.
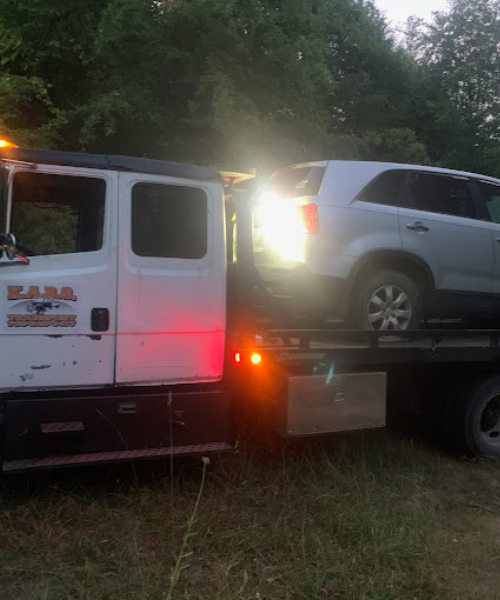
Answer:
[360, 170, 406, 206]
[407, 172, 474, 219]
[477, 180, 500, 224]
[11, 171, 105, 256]
[132, 182, 207, 259]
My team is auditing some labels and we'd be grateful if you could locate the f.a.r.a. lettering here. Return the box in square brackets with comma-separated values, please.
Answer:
[7, 286, 78, 302]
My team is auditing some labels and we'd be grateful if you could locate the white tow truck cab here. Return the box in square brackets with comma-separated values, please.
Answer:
[0, 147, 233, 471]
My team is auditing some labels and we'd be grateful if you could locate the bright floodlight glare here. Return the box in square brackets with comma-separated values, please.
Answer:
[255, 191, 307, 261]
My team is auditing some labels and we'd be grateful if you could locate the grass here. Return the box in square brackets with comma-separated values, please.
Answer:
[1, 430, 500, 599]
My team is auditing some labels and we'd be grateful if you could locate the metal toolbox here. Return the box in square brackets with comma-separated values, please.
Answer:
[279, 372, 387, 437]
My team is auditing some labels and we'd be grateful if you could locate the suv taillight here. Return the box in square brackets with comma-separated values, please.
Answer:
[297, 204, 318, 234]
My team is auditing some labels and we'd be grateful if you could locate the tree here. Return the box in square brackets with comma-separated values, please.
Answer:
[0, 0, 110, 147]
[1, 0, 461, 171]
[405, 0, 500, 176]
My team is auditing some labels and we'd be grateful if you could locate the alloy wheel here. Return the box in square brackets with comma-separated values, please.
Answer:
[367, 284, 412, 330]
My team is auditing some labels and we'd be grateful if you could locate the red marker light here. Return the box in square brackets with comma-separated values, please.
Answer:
[233, 351, 262, 365]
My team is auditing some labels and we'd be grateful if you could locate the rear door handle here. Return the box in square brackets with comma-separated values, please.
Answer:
[406, 222, 430, 233]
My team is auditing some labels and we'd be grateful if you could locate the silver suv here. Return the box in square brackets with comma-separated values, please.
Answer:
[253, 161, 500, 330]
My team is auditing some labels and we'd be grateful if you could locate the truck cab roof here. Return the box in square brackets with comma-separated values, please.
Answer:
[0, 147, 222, 182]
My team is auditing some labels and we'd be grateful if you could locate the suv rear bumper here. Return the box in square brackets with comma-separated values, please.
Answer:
[256, 262, 348, 320]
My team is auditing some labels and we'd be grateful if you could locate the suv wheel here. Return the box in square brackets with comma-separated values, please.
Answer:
[351, 269, 422, 330]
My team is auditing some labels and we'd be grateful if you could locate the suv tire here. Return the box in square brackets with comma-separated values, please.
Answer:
[351, 269, 422, 330]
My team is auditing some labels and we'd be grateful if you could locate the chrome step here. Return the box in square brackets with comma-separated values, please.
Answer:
[2, 442, 233, 473]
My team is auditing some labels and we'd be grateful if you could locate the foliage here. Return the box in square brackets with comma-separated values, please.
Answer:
[13, 203, 78, 255]
[360, 128, 430, 164]
[403, 0, 500, 175]
[0, 0, 499, 177]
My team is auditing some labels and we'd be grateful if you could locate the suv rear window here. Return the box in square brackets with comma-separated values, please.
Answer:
[270, 166, 326, 198]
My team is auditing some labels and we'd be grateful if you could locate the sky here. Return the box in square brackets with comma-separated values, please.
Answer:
[373, 0, 449, 26]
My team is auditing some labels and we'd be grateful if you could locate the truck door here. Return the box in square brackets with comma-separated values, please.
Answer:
[0, 164, 117, 389]
[115, 172, 226, 385]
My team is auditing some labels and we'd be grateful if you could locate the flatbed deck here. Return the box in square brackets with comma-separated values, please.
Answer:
[253, 329, 500, 367]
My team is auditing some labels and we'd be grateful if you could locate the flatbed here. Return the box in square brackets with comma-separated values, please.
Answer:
[254, 328, 500, 365]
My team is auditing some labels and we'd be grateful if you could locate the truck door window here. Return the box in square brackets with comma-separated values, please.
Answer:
[11, 172, 105, 256]
[131, 183, 207, 259]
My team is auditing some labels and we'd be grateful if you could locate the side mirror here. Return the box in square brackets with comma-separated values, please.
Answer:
[4, 232, 16, 260]
[0, 232, 29, 265]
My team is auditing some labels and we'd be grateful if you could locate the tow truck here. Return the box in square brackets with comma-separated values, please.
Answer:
[0, 145, 500, 473]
